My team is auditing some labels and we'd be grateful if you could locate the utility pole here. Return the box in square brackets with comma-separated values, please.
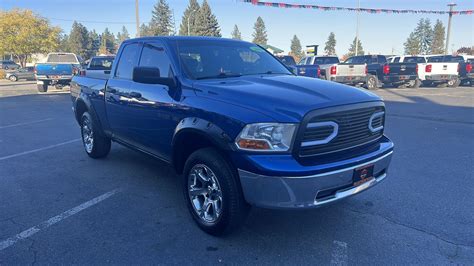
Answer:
[187, 9, 197, 36]
[445, 3, 456, 55]
[135, 0, 140, 37]
[355, 0, 360, 56]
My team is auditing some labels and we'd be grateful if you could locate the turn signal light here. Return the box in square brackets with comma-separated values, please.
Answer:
[317, 67, 321, 78]
[383, 65, 390, 75]
[330, 65, 337, 75]
[237, 139, 270, 150]
[466, 64, 473, 73]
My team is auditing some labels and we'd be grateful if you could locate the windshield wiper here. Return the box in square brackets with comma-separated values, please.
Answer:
[196, 72, 242, 80]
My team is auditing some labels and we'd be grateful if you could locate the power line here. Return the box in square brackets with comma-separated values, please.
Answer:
[48, 17, 135, 24]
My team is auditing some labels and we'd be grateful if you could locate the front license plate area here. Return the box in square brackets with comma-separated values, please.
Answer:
[353, 164, 374, 186]
[49, 75, 60, 79]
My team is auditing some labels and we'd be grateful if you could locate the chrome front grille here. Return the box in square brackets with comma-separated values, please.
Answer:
[298, 105, 385, 157]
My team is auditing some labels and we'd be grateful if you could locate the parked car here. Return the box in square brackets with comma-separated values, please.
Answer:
[84, 56, 115, 79]
[34, 53, 83, 92]
[70, 37, 394, 235]
[422, 55, 460, 87]
[0, 60, 21, 70]
[296, 56, 339, 79]
[458, 58, 473, 86]
[383, 56, 425, 88]
[329, 55, 387, 90]
[5, 67, 35, 82]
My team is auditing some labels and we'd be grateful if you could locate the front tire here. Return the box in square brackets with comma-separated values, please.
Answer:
[447, 77, 461, 88]
[80, 112, 111, 158]
[37, 83, 48, 92]
[183, 148, 249, 236]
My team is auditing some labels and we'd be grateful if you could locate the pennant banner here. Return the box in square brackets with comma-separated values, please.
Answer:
[243, 0, 473, 15]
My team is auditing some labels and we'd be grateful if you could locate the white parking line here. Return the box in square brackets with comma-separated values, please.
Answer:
[0, 118, 54, 129]
[330, 240, 348, 266]
[0, 189, 121, 251]
[0, 138, 81, 161]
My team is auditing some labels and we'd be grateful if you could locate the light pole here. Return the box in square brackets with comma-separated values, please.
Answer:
[187, 9, 197, 36]
[445, 3, 456, 55]
[135, 0, 140, 37]
[355, 0, 360, 56]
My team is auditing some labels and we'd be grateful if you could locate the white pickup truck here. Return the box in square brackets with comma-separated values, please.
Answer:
[421, 55, 460, 87]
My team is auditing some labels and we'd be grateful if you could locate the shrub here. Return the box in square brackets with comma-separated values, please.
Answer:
[0, 69, 6, 79]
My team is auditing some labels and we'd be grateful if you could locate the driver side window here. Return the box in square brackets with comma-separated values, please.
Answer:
[139, 43, 173, 78]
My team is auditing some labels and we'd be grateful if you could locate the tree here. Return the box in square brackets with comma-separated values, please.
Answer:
[231, 24, 242, 40]
[431, 20, 445, 54]
[86, 30, 100, 58]
[150, 0, 173, 36]
[99, 28, 116, 55]
[179, 0, 200, 36]
[195, 0, 221, 37]
[68, 21, 89, 59]
[347, 37, 364, 57]
[58, 33, 69, 52]
[252, 16, 267, 45]
[116, 26, 130, 44]
[404, 18, 433, 55]
[0, 9, 60, 67]
[457, 46, 474, 55]
[140, 23, 152, 37]
[324, 32, 336, 55]
[290, 35, 303, 61]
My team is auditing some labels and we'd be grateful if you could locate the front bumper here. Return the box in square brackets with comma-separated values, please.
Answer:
[236, 141, 393, 209]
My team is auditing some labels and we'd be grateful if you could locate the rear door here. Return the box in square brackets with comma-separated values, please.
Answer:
[105, 42, 142, 145]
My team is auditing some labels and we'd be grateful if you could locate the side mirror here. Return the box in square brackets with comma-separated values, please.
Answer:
[132, 67, 176, 88]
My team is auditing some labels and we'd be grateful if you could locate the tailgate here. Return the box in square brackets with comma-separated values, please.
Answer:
[295, 65, 319, 78]
[429, 63, 459, 75]
[337, 64, 366, 77]
[388, 63, 417, 76]
[36, 64, 73, 76]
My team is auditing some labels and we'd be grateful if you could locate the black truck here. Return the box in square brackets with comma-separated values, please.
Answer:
[383, 56, 424, 88]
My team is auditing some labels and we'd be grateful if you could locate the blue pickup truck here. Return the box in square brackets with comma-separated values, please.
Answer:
[71, 37, 394, 235]
[35, 53, 82, 92]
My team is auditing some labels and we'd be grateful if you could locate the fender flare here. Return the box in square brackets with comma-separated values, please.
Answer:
[74, 94, 106, 137]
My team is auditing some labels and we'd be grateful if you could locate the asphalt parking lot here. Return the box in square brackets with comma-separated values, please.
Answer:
[0, 80, 473, 264]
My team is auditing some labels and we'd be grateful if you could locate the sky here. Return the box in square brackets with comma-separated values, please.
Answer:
[2, 0, 473, 55]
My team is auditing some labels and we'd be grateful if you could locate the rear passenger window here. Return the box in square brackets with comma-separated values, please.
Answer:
[139, 43, 173, 78]
[115, 43, 141, 79]
[393, 57, 400, 63]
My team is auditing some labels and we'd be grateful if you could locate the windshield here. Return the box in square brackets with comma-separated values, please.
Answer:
[176, 40, 291, 80]
[88, 57, 114, 70]
[47, 53, 78, 63]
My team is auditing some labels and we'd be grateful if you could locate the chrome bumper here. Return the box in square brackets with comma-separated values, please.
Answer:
[238, 151, 393, 209]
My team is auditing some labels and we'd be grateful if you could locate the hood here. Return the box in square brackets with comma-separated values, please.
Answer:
[192, 75, 381, 122]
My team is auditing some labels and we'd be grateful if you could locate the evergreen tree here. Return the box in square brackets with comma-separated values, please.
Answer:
[324, 32, 336, 55]
[140, 23, 152, 37]
[290, 35, 303, 61]
[252, 16, 267, 45]
[86, 30, 100, 58]
[150, 0, 173, 36]
[195, 0, 221, 37]
[431, 19, 445, 54]
[116, 26, 130, 44]
[68, 21, 89, 59]
[99, 28, 116, 55]
[347, 37, 364, 57]
[231, 25, 242, 40]
[179, 0, 200, 36]
[404, 18, 433, 55]
[58, 34, 69, 52]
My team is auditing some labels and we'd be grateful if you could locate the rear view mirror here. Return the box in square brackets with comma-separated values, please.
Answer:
[132, 67, 176, 88]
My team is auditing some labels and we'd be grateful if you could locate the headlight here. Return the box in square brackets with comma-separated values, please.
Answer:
[236, 123, 297, 151]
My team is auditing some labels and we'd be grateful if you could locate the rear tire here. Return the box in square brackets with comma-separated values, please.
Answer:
[183, 148, 249, 236]
[80, 112, 111, 159]
[366, 75, 378, 90]
[9, 75, 18, 82]
[447, 77, 461, 88]
[37, 83, 48, 92]
[409, 79, 421, 89]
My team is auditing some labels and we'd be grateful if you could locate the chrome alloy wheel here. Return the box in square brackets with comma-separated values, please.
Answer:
[81, 116, 94, 153]
[188, 164, 223, 223]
